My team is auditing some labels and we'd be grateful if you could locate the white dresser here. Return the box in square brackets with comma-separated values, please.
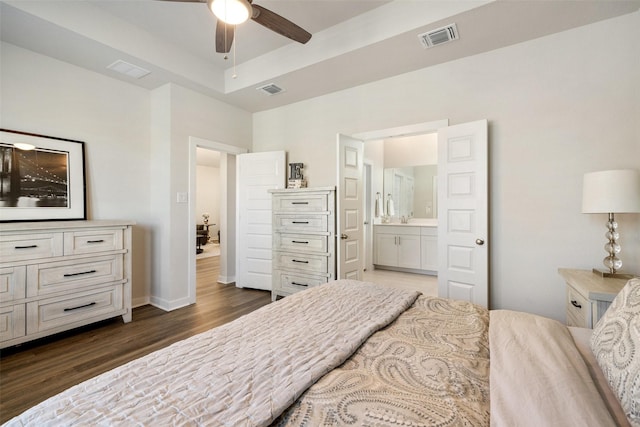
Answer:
[270, 188, 336, 301]
[0, 220, 134, 348]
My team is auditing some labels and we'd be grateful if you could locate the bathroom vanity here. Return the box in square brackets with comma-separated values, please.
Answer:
[373, 220, 437, 275]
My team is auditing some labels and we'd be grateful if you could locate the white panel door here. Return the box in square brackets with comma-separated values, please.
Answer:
[437, 120, 488, 307]
[236, 151, 285, 290]
[337, 134, 364, 280]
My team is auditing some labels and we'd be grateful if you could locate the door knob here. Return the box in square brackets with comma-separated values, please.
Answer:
[341, 233, 348, 240]
[475, 238, 485, 246]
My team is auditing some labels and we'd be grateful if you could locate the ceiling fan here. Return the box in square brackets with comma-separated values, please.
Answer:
[160, 0, 312, 53]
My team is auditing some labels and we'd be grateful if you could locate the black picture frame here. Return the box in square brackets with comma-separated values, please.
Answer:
[0, 129, 86, 222]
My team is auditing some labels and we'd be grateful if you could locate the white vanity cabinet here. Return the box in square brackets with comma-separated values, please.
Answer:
[270, 188, 336, 301]
[374, 224, 437, 273]
[0, 220, 134, 349]
[375, 226, 421, 269]
[420, 227, 438, 271]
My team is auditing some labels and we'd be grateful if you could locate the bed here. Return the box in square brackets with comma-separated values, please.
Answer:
[4, 278, 639, 426]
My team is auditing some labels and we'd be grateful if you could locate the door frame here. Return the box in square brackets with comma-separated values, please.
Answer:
[339, 120, 448, 278]
[363, 162, 373, 272]
[352, 120, 449, 142]
[188, 136, 247, 304]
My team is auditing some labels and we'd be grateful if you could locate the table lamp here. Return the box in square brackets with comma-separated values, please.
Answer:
[582, 169, 640, 278]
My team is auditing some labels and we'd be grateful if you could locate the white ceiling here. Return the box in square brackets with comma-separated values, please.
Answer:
[1, 0, 639, 112]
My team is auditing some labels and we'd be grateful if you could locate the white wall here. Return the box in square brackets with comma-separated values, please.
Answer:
[1, 42, 153, 307]
[149, 83, 252, 309]
[196, 164, 220, 241]
[383, 134, 437, 168]
[2, 43, 253, 311]
[253, 12, 640, 321]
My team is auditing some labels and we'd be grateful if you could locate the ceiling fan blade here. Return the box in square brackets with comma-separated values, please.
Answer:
[216, 19, 235, 53]
[251, 4, 311, 44]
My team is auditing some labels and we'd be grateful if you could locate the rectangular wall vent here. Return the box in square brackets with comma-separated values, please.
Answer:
[418, 23, 459, 49]
[107, 60, 151, 79]
[256, 83, 284, 96]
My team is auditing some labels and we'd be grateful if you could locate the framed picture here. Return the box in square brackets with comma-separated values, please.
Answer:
[0, 129, 86, 222]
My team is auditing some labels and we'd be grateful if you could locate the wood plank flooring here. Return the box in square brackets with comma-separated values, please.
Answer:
[0, 256, 271, 423]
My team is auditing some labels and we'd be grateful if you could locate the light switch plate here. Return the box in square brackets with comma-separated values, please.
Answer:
[176, 192, 188, 203]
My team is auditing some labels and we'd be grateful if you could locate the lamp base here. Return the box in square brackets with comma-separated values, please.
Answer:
[592, 268, 634, 280]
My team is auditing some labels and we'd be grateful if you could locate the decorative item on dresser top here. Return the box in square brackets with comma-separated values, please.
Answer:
[0, 220, 134, 349]
[558, 268, 630, 328]
[269, 187, 335, 301]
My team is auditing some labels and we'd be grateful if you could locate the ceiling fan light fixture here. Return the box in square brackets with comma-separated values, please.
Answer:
[210, 0, 251, 25]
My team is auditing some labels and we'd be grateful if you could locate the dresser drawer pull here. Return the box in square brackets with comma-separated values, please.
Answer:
[63, 269, 97, 278]
[571, 300, 582, 309]
[292, 240, 309, 244]
[291, 202, 309, 205]
[292, 259, 309, 264]
[14, 244, 38, 249]
[87, 239, 105, 244]
[64, 302, 97, 312]
[291, 282, 309, 287]
[292, 221, 309, 224]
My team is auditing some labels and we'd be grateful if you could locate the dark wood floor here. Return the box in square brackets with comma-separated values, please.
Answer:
[0, 256, 271, 423]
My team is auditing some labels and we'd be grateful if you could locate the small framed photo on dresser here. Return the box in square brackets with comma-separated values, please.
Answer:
[0, 129, 86, 222]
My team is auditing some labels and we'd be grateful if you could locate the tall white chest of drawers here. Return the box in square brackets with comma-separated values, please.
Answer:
[270, 188, 336, 301]
[0, 220, 134, 348]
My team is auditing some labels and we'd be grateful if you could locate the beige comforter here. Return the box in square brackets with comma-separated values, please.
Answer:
[489, 310, 617, 427]
[6, 282, 620, 426]
[274, 296, 490, 426]
[5, 280, 418, 427]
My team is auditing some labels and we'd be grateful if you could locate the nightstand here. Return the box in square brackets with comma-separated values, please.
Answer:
[558, 268, 629, 328]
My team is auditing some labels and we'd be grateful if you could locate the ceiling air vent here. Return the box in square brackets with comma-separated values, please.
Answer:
[418, 23, 459, 49]
[107, 60, 150, 79]
[256, 83, 284, 96]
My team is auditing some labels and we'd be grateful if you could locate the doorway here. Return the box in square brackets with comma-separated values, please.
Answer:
[188, 136, 247, 305]
[350, 120, 448, 295]
[195, 147, 221, 261]
[348, 119, 488, 306]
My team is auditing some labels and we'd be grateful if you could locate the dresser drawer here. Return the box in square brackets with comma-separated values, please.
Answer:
[0, 266, 26, 303]
[0, 233, 63, 263]
[27, 285, 124, 334]
[0, 304, 26, 342]
[274, 252, 328, 275]
[273, 215, 329, 233]
[276, 271, 327, 294]
[274, 233, 328, 253]
[273, 194, 328, 212]
[566, 286, 589, 328]
[27, 255, 124, 297]
[64, 228, 124, 255]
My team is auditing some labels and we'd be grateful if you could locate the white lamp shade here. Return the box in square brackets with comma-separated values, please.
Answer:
[582, 169, 640, 213]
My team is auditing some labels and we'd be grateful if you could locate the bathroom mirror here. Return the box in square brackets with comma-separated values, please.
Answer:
[383, 165, 437, 219]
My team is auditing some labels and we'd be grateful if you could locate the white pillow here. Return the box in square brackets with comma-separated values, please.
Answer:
[590, 278, 640, 427]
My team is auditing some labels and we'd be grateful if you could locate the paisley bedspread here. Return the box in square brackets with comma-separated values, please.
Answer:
[273, 296, 490, 426]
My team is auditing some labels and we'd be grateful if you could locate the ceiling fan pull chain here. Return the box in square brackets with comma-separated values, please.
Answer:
[232, 26, 238, 79]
